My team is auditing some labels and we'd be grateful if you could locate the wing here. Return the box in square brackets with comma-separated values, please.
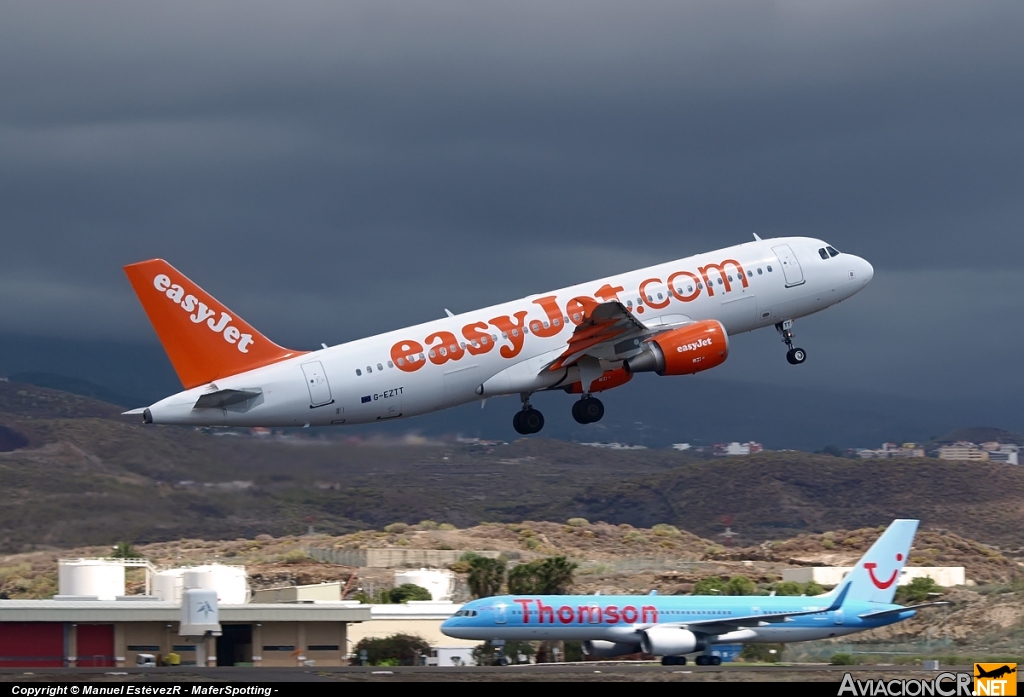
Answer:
[857, 601, 950, 620]
[651, 584, 851, 634]
[545, 301, 689, 372]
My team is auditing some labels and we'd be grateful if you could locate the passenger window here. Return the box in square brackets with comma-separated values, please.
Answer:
[512, 329, 519, 337]
[687, 286, 693, 293]
[377, 363, 383, 371]
[626, 300, 633, 308]
[717, 278, 723, 285]
[647, 295, 654, 302]
[355, 369, 362, 376]
[697, 283, 703, 289]
[747, 270, 753, 277]
[657, 293, 663, 300]
[387, 361, 394, 368]
[459, 342, 466, 349]
[491, 334, 498, 341]
[819, 248, 829, 260]
[482, 336, 489, 344]
[767, 265, 773, 272]
[429, 350, 436, 358]
[419, 353, 425, 361]
[727, 275, 733, 282]
[553, 319, 560, 326]
[449, 344, 457, 352]
[757, 268, 763, 275]
[827, 246, 840, 257]
[396, 359, 404, 367]
[366, 366, 372, 373]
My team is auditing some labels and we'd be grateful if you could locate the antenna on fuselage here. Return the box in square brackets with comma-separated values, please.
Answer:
[752, 233, 762, 241]
[445, 309, 455, 317]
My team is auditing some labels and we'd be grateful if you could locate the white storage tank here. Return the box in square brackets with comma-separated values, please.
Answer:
[58, 559, 126, 600]
[153, 565, 248, 604]
[394, 568, 455, 602]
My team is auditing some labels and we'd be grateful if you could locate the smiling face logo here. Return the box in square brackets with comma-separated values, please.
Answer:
[864, 553, 903, 589]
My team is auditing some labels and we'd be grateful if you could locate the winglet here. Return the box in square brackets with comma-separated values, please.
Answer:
[124, 259, 306, 389]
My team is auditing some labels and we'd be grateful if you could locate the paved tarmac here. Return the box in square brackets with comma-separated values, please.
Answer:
[0, 663, 986, 683]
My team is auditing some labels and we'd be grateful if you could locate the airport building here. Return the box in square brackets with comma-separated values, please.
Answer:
[0, 558, 370, 668]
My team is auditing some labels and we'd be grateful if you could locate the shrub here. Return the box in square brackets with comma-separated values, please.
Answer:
[725, 575, 757, 596]
[384, 523, 409, 534]
[896, 576, 944, 604]
[417, 520, 439, 530]
[773, 581, 804, 596]
[389, 583, 432, 603]
[740, 643, 784, 662]
[652, 524, 681, 538]
[353, 634, 430, 666]
[831, 653, 856, 665]
[567, 518, 589, 527]
[692, 577, 728, 595]
[438, 523, 456, 531]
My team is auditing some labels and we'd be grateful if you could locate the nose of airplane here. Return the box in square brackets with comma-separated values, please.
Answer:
[859, 256, 874, 284]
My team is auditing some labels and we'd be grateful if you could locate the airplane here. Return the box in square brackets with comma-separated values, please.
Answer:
[441, 519, 949, 666]
[122, 236, 872, 432]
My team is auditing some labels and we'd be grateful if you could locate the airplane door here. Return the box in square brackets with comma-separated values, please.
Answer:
[833, 608, 844, 625]
[301, 361, 333, 407]
[494, 604, 507, 625]
[772, 245, 805, 287]
[443, 364, 482, 407]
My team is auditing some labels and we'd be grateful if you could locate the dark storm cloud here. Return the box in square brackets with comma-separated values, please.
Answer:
[1, 1, 1023, 402]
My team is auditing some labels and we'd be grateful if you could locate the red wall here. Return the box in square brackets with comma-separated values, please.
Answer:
[0, 623, 64, 667]
[76, 624, 115, 667]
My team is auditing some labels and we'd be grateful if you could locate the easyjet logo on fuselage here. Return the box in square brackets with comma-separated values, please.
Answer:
[390, 258, 749, 372]
[153, 274, 255, 353]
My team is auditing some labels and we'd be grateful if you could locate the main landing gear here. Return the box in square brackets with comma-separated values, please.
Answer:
[695, 655, 722, 666]
[512, 395, 545, 435]
[661, 656, 687, 666]
[776, 319, 807, 365]
[572, 395, 604, 425]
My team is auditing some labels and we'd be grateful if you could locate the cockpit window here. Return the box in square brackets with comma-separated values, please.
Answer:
[818, 248, 829, 260]
[826, 246, 839, 257]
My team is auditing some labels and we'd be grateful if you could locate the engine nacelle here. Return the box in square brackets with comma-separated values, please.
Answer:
[581, 640, 641, 659]
[624, 320, 728, 376]
[639, 627, 704, 656]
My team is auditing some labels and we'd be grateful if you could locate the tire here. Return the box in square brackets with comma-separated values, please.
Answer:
[582, 397, 604, 423]
[661, 656, 681, 666]
[710, 656, 721, 666]
[521, 408, 544, 434]
[571, 400, 588, 424]
[512, 411, 528, 435]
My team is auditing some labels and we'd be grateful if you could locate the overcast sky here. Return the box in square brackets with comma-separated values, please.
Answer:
[2, 1, 1022, 403]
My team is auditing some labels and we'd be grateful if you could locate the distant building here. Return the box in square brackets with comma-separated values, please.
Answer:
[579, 442, 647, 450]
[713, 442, 763, 456]
[671, 443, 692, 451]
[858, 442, 925, 459]
[937, 442, 990, 462]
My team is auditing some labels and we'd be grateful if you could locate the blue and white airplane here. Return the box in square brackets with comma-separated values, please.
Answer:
[442, 520, 948, 665]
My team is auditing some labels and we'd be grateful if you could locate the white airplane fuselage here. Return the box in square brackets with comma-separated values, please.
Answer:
[141, 237, 872, 427]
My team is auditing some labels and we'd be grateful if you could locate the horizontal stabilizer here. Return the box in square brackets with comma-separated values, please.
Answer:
[194, 388, 262, 409]
[121, 407, 147, 415]
[858, 601, 950, 620]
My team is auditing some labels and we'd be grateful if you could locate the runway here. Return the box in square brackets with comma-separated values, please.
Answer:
[0, 663, 984, 683]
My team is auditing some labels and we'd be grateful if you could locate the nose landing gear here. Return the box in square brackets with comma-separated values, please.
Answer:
[571, 395, 604, 424]
[776, 320, 807, 365]
[512, 394, 545, 435]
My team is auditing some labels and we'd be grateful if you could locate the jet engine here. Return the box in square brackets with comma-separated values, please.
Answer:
[581, 640, 641, 659]
[639, 627, 704, 656]
[624, 320, 728, 376]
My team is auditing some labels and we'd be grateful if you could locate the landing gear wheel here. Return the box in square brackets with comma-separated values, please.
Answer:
[513, 410, 527, 434]
[710, 655, 721, 666]
[695, 656, 707, 666]
[573, 396, 605, 424]
[661, 655, 686, 666]
[520, 408, 545, 434]
[786, 348, 807, 365]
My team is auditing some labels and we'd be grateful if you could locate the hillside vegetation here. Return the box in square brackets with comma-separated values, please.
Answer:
[1, 381, 1023, 555]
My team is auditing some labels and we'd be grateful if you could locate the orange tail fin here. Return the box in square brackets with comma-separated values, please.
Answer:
[124, 259, 305, 389]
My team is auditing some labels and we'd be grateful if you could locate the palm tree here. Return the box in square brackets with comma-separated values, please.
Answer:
[535, 556, 577, 595]
[467, 557, 506, 598]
